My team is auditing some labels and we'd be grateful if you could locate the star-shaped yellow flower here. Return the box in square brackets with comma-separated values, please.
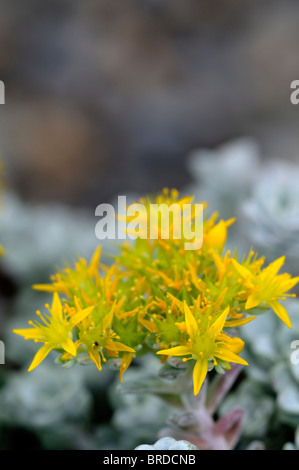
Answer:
[232, 256, 299, 328]
[74, 302, 135, 374]
[13, 293, 94, 371]
[157, 302, 248, 395]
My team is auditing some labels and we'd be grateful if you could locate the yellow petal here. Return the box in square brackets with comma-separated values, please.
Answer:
[71, 306, 94, 326]
[226, 337, 245, 355]
[61, 337, 77, 356]
[245, 294, 260, 310]
[281, 276, 299, 292]
[88, 246, 102, 277]
[167, 293, 184, 312]
[215, 348, 248, 366]
[264, 256, 285, 277]
[184, 302, 198, 336]
[120, 352, 134, 383]
[224, 316, 256, 328]
[211, 251, 225, 281]
[193, 359, 208, 395]
[105, 339, 135, 353]
[188, 264, 204, 290]
[211, 306, 230, 336]
[51, 292, 63, 321]
[13, 328, 41, 339]
[138, 317, 158, 333]
[175, 321, 187, 333]
[231, 259, 252, 279]
[88, 349, 102, 371]
[102, 305, 114, 330]
[156, 345, 192, 357]
[268, 300, 292, 329]
[28, 343, 54, 371]
[32, 284, 57, 292]
[207, 220, 227, 250]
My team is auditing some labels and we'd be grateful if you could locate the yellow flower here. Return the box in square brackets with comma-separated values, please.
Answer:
[204, 215, 235, 251]
[13, 293, 94, 371]
[120, 352, 135, 383]
[157, 302, 248, 395]
[32, 246, 103, 296]
[119, 188, 205, 246]
[232, 256, 299, 328]
[13, 189, 298, 387]
[74, 304, 135, 373]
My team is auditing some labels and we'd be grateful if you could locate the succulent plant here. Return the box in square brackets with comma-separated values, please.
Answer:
[119, 354, 246, 450]
[11, 184, 299, 451]
[108, 357, 174, 450]
[0, 365, 92, 430]
[219, 298, 299, 449]
[135, 437, 198, 450]
[186, 139, 299, 275]
[0, 191, 103, 284]
[185, 137, 260, 219]
[239, 161, 299, 275]
[183, 140, 299, 449]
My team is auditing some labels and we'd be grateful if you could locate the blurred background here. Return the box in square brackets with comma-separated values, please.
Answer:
[0, 0, 299, 205]
[0, 0, 299, 450]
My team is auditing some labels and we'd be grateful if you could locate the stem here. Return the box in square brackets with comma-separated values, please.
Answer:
[158, 365, 243, 450]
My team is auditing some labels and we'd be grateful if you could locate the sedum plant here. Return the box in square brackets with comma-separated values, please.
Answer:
[135, 437, 198, 450]
[240, 161, 299, 275]
[0, 190, 102, 284]
[13, 189, 299, 449]
[186, 138, 299, 275]
[0, 365, 91, 427]
[185, 137, 260, 220]
[0, 365, 93, 450]
[218, 298, 299, 449]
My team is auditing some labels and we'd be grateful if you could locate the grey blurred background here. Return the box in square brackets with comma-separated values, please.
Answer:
[0, 0, 298, 205]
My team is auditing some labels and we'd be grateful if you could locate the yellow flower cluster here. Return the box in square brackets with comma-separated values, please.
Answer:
[14, 189, 299, 395]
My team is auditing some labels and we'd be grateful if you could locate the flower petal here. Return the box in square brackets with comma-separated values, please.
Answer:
[88, 349, 102, 371]
[268, 300, 292, 329]
[51, 292, 63, 321]
[88, 246, 102, 277]
[263, 256, 285, 277]
[231, 258, 252, 279]
[193, 359, 208, 395]
[245, 294, 260, 310]
[215, 348, 248, 366]
[71, 306, 94, 326]
[211, 306, 230, 336]
[13, 328, 41, 339]
[32, 284, 57, 292]
[28, 343, 54, 371]
[184, 302, 198, 336]
[61, 337, 77, 357]
[105, 339, 135, 353]
[156, 345, 192, 357]
[102, 306, 114, 330]
[167, 293, 184, 312]
[207, 220, 229, 250]
[120, 352, 134, 383]
[224, 316, 256, 328]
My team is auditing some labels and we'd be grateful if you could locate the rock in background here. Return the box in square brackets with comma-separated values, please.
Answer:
[0, 0, 298, 204]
